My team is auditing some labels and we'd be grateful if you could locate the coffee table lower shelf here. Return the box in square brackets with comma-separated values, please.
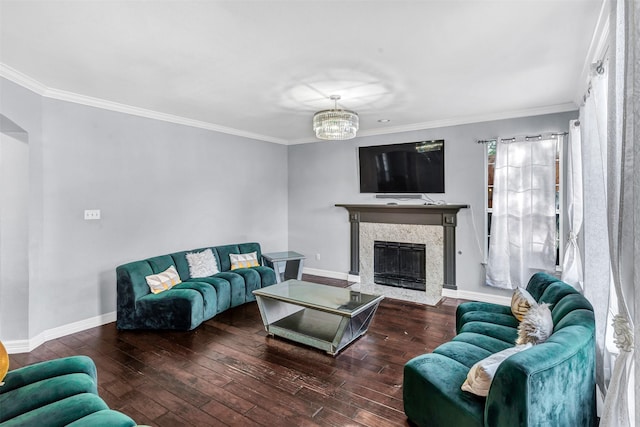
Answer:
[256, 302, 381, 356]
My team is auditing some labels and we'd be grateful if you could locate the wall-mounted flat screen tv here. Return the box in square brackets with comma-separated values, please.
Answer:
[359, 140, 445, 193]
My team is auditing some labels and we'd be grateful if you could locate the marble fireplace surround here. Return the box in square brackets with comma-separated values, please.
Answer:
[336, 204, 469, 302]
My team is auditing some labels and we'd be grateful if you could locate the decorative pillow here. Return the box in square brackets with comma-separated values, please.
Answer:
[145, 265, 182, 294]
[0, 340, 9, 385]
[461, 343, 532, 396]
[511, 287, 538, 321]
[186, 248, 219, 278]
[516, 303, 554, 345]
[230, 251, 259, 270]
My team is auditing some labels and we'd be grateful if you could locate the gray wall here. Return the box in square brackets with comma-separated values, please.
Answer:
[0, 77, 288, 341]
[0, 130, 29, 341]
[0, 80, 43, 341]
[288, 111, 577, 297]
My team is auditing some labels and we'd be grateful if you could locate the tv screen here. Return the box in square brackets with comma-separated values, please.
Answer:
[359, 140, 445, 193]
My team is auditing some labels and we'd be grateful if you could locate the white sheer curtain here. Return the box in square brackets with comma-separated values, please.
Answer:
[580, 1, 637, 425]
[581, 62, 611, 393]
[561, 120, 584, 290]
[599, 0, 637, 425]
[486, 137, 557, 289]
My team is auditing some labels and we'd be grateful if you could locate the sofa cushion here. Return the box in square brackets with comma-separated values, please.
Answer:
[145, 265, 181, 294]
[458, 311, 519, 330]
[404, 353, 485, 427]
[230, 251, 259, 270]
[229, 268, 262, 302]
[173, 281, 217, 320]
[551, 294, 594, 327]
[511, 287, 537, 321]
[186, 248, 219, 278]
[453, 333, 514, 354]
[212, 272, 246, 307]
[136, 289, 204, 330]
[215, 244, 241, 272]
[2, 393, 109, 427]
[461, 344, 532, 397]
[433, 341, 493, 368]
[147, 255, 175, 274]
[0, 373, 97, 422]
[187, 276, 232, 313]
[0, 355, 97, 394]
[459, 322, 519, 345]
[251, 266, 277, 288]
[456, 302, 512, 333]
[525, 272, 560, 301]
[516, 303, 553, 345]
[66, 409, 136, 427]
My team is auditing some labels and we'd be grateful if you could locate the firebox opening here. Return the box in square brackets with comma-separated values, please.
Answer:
[373, 240, 426, 291]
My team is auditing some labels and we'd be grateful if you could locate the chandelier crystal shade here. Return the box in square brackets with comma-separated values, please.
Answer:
[313, 95, 359, 140]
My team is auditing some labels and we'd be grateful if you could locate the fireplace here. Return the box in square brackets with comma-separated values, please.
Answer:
[374, 241, 426, 291]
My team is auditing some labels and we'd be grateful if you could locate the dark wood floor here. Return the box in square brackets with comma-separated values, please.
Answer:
[9, 275, 464, 426]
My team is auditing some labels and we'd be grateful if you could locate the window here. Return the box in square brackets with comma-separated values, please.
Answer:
[485, 137, 563, 268]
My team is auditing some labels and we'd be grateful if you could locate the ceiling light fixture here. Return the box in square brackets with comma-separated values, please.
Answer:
[313, 95, 359, 140]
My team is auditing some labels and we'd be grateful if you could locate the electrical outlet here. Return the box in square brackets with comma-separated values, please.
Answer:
[84, 209, 101, 220]
[315, 253, 321, 260]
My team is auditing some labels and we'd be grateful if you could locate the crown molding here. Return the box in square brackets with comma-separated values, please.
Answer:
[0, 63, 48, 96]
[0, 63, 289, 145]
[289, 102, 578, 145]
[1, 62, 578, 147]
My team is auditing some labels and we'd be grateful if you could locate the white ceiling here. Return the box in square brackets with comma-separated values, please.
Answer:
[0, 1, 605, 144]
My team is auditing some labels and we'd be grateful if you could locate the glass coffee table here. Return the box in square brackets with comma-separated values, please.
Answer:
[253, 280, 384, 356]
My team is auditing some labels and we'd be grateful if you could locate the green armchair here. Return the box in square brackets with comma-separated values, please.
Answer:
[0, 353, 135, 426]
[403, 272, 596, 427]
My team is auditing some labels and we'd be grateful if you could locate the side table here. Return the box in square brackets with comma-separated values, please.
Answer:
[261, 251, 306, 283]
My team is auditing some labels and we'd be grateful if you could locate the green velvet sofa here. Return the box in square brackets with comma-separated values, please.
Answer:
[0, 355, 135, 426]
[403, 272, 596, 427]
[116, 242, 276, 330]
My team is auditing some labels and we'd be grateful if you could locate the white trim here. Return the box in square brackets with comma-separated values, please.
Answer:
[289, 103, 577, 145]
[3, 311, 116, 354]
[442, 288, 511, 306]
[1, 63, 578, 147]
[0, 63, 288, 146]
[302, 267, 349, 281]
[303, 268, 511, 305]
[0, 63, 48, 95]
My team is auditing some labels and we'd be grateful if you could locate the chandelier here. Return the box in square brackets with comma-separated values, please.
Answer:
[313, 95, 359, 140]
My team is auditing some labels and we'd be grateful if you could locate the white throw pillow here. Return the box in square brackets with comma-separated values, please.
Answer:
[516, 303, 554, 345]
[229, 251, 259, 270]
[186, 248, 219, 278]
[511, 287, 538, 321]
[145, 265, 182, 294]
[461, 343, 532, 396]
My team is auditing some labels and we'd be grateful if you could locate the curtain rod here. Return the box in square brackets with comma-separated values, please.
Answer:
[476, 132, 568, 144]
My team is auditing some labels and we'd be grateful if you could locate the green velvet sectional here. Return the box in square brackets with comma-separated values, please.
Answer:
[117, 242, 276, 330]
[403, 272, 596, 427]
[0, 355, 135, 426]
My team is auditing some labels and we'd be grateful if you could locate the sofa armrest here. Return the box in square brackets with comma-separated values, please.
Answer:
[0, 355, 97, 394]
[485, 326, 596, 427]
[456, 301, 512, 333]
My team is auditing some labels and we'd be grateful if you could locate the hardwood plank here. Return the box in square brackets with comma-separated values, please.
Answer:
[7, 275, 467, 426]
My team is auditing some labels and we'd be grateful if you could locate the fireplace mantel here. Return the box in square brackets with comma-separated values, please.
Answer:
[336, 203, 469, 290]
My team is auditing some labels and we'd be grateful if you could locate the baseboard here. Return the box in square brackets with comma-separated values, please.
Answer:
[4, 311, 117, 354]
[302, 267, 349, 281]
[442, 288, 511, 305]
[303, 269, 511, 305]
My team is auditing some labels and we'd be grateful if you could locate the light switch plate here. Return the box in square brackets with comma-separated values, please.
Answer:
[84, 209, 101, 220]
